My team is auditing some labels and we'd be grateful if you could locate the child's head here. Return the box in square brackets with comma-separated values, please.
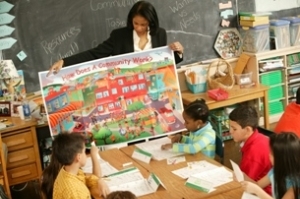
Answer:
[183, 99, 209, 132]
[229, 105, 258, 142]
[269, 132, 300, 198]
[106, 191, 137, 199]
[52, 133, 86, 167]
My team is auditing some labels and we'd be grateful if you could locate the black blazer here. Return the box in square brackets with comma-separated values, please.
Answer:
[63, 27, 183, 66]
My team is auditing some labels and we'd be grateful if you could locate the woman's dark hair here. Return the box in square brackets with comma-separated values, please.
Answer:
[126, 1, 159, 35]
[106, 191, 137, 199]
[296, 87, 300, 104]
[271, 132, 300, 198]
[40, 141, 62, 199]
[229, 105, 258, 130]
[184, 99, 209, 122]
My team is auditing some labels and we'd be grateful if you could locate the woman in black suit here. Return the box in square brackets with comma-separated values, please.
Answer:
[48, 1, 184, 76]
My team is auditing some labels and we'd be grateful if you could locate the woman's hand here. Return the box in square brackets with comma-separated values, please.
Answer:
[98, 179, 110, 198]
[47, 60, 64, 76]
[169, 41, 184, 54]
[161, 143, 172, 150]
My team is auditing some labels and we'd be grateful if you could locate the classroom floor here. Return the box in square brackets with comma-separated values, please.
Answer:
[11, 123, 278, 199]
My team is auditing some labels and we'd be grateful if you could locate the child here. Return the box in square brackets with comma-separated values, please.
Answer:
[51, 133, 109, 199]
[229, 105, 272, 195]
[161, 99, 216, 158]
[241, 132, 300, 199]
[106, 191, 137, 199]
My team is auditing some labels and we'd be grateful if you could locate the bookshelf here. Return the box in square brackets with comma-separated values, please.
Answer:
[245, 46, 300, 123]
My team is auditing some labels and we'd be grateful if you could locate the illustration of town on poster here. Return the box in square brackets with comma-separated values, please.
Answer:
[39, 46, 186, 146]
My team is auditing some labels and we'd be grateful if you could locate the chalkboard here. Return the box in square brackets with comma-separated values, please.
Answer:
[4, 0, 241, 92]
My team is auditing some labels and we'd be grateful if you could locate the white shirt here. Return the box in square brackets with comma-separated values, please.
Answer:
[133, 30, 152, 52]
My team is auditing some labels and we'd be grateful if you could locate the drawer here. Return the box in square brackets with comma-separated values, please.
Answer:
[7, 163, 38, 185]
[7, 147, 36, 169]
[2, 131, 33, 152]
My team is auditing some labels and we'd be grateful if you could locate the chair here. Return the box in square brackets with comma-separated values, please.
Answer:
[215, 136, 224, 164]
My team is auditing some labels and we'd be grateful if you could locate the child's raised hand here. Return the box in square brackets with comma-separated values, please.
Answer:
[90, 145, 99, 158]
[161, 143, 172, 150]
[98, 179, 110, 198]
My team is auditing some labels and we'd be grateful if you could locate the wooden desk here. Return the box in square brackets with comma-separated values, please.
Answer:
[120, 145, 242, 199]
[181, 84, 270, 129]
[0, 117, 42, 187]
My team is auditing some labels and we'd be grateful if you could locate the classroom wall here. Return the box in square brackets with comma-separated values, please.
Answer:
[255, 0, 300, 12]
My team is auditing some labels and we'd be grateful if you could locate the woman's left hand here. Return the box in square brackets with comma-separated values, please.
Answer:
[169, 41, 184, 54]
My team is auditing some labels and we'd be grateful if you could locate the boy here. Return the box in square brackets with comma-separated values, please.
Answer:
[52, 133, 109, 199]
[229, 106, 272, 195]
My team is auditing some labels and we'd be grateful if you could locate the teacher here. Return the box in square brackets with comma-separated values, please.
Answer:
[48, 1, 184, 76]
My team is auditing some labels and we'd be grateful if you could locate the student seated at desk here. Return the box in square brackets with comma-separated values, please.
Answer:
[42, 133, 109, 199]
[107, 191, 137, 199]
[241, 132, 300, 199]
[161, 99, 216, 158]
[275, 87, 300, 137]
[229, 106, 272, 195]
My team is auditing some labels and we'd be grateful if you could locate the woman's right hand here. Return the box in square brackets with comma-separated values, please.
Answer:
[47, 59, 64, 76]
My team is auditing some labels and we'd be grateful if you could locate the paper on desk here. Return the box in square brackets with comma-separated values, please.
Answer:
[190, 167, 233, 188]
[105, 167, 164, 197]
[241, 192, 260, 199]
[230, 159, 244, 182]
[167, 156, 186, 165]
[172, 160, 219, 179]
[136, 137, 183, 161]
[81, 155, 118, 177]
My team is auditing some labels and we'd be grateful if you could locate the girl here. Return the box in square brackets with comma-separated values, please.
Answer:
[241, 132, 300, 199]
[48, 1, 184, 76]
[161, 99, 216, 158]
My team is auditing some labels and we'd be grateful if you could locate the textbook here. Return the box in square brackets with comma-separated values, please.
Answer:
[240, 19, 269, 27]
[239, 11, 272, 17]
[240, 16, 269, 21]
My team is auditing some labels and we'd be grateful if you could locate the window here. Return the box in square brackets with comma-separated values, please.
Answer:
[126, 99, 133, 105]
[47, 104, 52, 112]
[97, 106, 103, 111]
[108, 103, 114, 109]
[130, 85, 137, 91]
[96, 92, 103, 99]
[55, 99, 59, 108]
[118, 79, 124, 85]
[115, 101, 121, 107]
[122, 87, 130, 93]
[111, 88, 117, 94]
[139, 83, 146, 89]
[103, 91, 109, 97]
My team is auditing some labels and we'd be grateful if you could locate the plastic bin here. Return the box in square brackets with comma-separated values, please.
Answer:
[240, 25, 270, 52]
[260, 70, 283, 85]
[186, 81, 207, 94]
[234, 72, 253, 86]
[270, 20, 291, 49]
[261, 100, 284, 115]
[268, 85, 284, 100]
[282, 17, 300, 46]
[209, 109, 232, 141]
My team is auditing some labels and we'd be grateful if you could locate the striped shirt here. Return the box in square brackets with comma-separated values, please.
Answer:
[172, 122, 216, 158]
[53, 168, 99, 199]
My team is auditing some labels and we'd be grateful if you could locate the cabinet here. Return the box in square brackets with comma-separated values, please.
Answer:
[0, 118, 42, 187]
[245, 46, 300, 123]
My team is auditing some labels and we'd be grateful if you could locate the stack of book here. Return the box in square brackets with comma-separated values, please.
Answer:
[239, 12, 272, 27]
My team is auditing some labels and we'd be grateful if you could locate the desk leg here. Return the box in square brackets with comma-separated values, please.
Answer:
[263, 90, 270, 129]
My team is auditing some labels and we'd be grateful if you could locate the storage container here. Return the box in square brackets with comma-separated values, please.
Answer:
[239, 25, 270, 53]
[270, 20, 291, 49]
[234, 72, 253, 86]
[282, 17, 300, 46]
[268, 85, 284, 100]
[186, 81, 207, 94]
[209, 109, 232, 141]
[260, 70, 283, 85]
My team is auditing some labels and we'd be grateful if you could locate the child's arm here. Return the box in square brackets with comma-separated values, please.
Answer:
[172, 131, 215, 154]
[241, 181, 273, 199]
[282, 187, 296, 199]
[90, 145, 101, 177]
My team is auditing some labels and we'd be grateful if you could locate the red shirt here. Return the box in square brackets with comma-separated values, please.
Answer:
[240, 130, 272, 195]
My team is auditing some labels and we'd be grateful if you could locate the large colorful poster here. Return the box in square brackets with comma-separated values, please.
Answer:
[39, 46, 185, 146]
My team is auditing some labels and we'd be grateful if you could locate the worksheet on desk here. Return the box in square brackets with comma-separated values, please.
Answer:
[135, 137, 183, 160]
[105, 167, 156, 197]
